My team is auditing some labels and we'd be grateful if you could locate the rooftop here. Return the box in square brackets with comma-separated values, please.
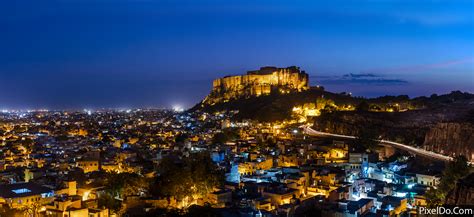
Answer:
[0, 182, 53, 198]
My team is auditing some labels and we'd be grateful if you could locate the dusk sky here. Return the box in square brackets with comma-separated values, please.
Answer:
[1, 0, 473, 109]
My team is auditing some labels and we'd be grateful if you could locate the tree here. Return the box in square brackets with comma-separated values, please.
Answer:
[97, 172, 150, 213]
[98, 192, 121, 212]
[152, 152, 224, 207]
[212, 129, 239, 145]
[256, 136, 276, 150]
[356, 101, 370, 112]
[353, 127, 379, 152]
[67, 169, 87, 186]
[316, 97, 335, 111]
[369, 104, 382, 111]
[212, 133, 228, 145]
[175, 133, 189, 144]
[103, 172, 149, 199]
[426, 155, 469, 206]
[186, 204, 222, 217]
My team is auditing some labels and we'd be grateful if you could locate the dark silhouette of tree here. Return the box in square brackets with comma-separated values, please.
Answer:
[212, 129, 239, 145]
[175, 133, 189, 145]
[369, 104, 382, 111]
[256, 136, 276, 150]
[212, 133, 228, 145]
[152, 152, 224, 206]
[426, 155, 469, 206]
[356, 100, 370, 111]
[98, 172, 150, 212]
[67, 169, 87, 186]
[140, 205, 221, 217]
[186, 204, 222, 217]
[103, 172, 149, 199]
[98, 192, 121, 212]
[353, 127, 379, 152]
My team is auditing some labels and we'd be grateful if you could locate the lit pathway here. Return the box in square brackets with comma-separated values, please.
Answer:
[301, 126, 473, 165]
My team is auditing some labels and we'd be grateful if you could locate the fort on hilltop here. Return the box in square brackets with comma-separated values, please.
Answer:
[203, 66, 309, 105]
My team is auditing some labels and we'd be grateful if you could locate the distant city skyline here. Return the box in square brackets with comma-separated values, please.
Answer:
[1, 0, 473, 109]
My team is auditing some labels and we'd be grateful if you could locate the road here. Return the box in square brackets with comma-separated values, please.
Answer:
[301, 126, 463, 163]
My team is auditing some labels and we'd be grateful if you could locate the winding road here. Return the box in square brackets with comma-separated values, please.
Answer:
[301, 126, 473, 165]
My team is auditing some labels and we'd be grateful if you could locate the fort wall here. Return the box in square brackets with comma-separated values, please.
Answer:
[204, 66, 309, 104]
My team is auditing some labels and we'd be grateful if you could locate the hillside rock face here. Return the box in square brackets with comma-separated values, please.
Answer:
[423, 123, 474, 161]
[203, 66, 309, 105]
[314, 111, 431, 145]
[314, 109, 474, 161]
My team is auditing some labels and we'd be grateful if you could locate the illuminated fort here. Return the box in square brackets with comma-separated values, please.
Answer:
[203, 66, 309, 105]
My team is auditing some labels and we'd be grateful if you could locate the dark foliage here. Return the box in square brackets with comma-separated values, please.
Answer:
[151, 152, 224, 202]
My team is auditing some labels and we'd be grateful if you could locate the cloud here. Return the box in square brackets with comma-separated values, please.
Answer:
[342, 73, 377, 78]
[362, 57, 474, 74]
[314, 73, 408, 86]
[312, 57, 473, 88]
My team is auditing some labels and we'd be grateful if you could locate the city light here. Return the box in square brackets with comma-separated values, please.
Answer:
[83, 109, 93, 115]
[82, 190, 90, 201]
[172, 105, 184, 112]
[0, 2, 471, 215]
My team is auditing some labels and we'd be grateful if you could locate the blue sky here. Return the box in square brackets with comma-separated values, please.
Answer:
[0, 0, 473, 109]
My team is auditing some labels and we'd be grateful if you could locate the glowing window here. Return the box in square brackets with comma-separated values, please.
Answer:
[12, 188, 31, 194]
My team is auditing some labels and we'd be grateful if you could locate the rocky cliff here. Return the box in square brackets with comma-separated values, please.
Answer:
[203, 66, 309, 105]
[314, 111, 430, 146]
[315, 116, 474, 161]
[423, 123, 474, 161]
